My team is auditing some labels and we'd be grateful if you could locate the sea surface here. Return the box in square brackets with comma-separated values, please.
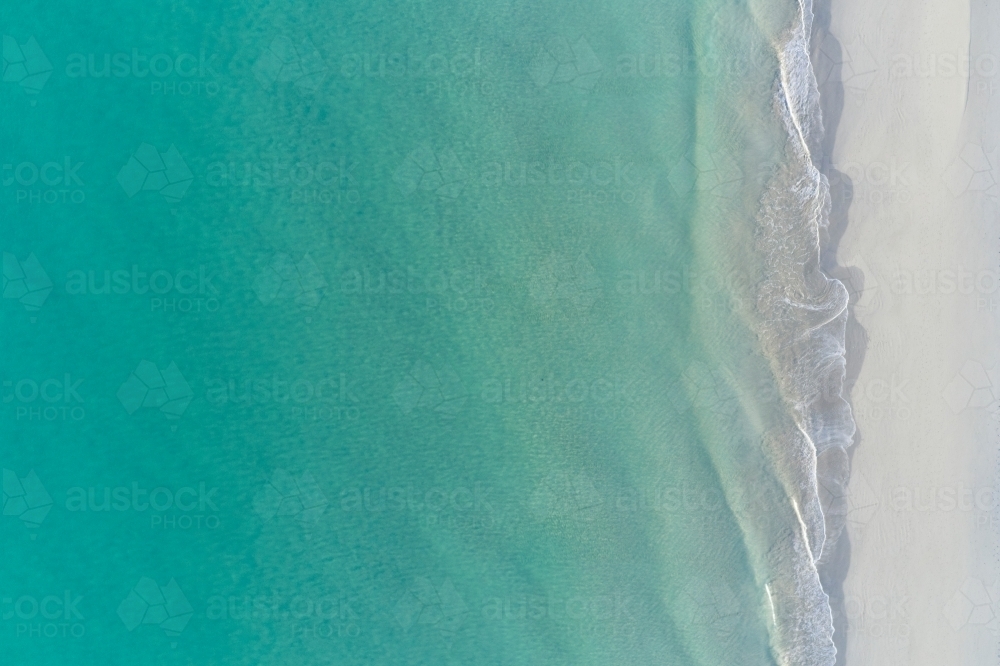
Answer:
[1, 0, 852, 664]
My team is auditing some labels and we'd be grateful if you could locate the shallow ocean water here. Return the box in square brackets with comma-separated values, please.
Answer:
[0, 0, 841, 664]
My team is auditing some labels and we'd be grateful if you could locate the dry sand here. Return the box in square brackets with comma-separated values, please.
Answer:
[814, 0, 1000, 663]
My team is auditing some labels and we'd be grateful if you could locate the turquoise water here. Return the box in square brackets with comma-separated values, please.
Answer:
[1, 0, 848, 664]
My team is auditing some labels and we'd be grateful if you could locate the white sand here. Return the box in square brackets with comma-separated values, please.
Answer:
[820, 0, 1000, 663]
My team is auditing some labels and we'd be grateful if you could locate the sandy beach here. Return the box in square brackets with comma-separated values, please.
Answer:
[815, 0, 1000, 663]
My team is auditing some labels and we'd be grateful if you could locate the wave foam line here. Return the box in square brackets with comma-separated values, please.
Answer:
[748, 0, 859, 664]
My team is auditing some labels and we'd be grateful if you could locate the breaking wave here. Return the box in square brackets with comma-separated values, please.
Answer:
[747, 0, 857, 664]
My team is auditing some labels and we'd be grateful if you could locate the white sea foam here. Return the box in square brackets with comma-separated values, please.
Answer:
[748, 0, 858, 664]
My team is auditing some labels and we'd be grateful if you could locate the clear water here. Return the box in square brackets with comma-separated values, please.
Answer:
[1, 0, 845, 664]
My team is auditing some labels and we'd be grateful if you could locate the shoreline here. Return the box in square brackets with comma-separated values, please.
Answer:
[744, 0, 859, 661]
[809, 0, 864, 663]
